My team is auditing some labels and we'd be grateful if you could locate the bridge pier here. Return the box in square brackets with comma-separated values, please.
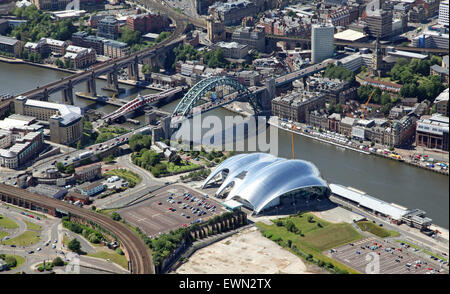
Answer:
[86, 73, 97, 97]
[62, 81, 74, 105]
[127, 61, 139, 81]
[105, 71, 120, 93]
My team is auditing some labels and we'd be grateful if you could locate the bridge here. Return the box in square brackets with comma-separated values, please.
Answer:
[170, 58, 337, 120]
[266, 34, 449, 54]
[16, 0, 190, 104]
[104, 87, 182, 122]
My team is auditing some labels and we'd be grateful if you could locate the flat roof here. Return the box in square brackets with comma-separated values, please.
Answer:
[330, 183, 410, 220]
[222, 199, 243, 210]
[334, 29, 366, 42]
[388, 50, 428, 60]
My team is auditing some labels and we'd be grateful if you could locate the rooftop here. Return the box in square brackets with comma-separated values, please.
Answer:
[334, 29, 366, 42]
[0, 35, 20, 46]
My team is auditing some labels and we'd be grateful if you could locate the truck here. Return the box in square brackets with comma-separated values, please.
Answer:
[79, 151, 93, 159]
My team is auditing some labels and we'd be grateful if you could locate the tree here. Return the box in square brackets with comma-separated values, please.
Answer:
[65, 165, 75, 174]
[5, 256, 17, 269]
[111, 212, 121, 221]
[55, 58, 64, 68]
[56, 162, 65, 173]
[68, 238, 81, 253]
[52, 257, 64, 266]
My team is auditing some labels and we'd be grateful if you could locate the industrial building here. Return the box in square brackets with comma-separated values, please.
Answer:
[415, 114, 449, 151]
[329, 184, 432, 230]
[202, 153, 330, 215]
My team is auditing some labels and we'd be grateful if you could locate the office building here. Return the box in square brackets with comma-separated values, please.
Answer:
[0, 36, 23, 57]
[14, 96, 83, 145]
[208, 0, 258, 26]
[439, 0, 449, 27]
[103, 40, 130, 58]
[271, 90, 327, 123]
[98, 16, 119, 40]
[365, 9, 392, 39]
[72, 31, 105, 55]
[416, 114, 449, 151]
[63, 45, 96, 69]
[433, 88, 449, 116]
[311, 24, 334, 64]
[126, 12, 170, 33]
[231, 26, 266, 52]
[213, 42, 249, 59]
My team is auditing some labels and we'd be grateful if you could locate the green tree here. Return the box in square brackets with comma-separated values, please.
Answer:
[5, 256, 17, 269]
[56, 162, 65, 173]
[68, 238, 81, 253]
[111, 212, 121, 221]
[52, 257, 64, 266]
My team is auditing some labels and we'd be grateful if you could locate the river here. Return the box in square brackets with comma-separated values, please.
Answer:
[1, 61, 448, 228]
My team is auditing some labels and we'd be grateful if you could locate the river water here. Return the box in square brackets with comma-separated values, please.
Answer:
[1, 62, 448, 228]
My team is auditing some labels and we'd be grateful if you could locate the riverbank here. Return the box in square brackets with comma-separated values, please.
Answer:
[269, 117, 449, 176]
[0, 56, 79, 74]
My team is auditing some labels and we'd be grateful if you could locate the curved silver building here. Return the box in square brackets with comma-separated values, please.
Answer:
[202, 153, 330, 214]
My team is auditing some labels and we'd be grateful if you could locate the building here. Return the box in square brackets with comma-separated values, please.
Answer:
[434, 88, 449, 116]
[271, 90, 327, 123]
[339, 117, 356, 137]
[364, 9, 392, 39]
[231, 26, 265, 52]
[103, 40, 130, 58]
[206, 16, 226, 43]
[303, 76, 355, 104]
[416, 114, 449, 151]
[27, 184, 67, 200]
[311, 24, 334, 64]
[439, 0, 449, 27]
[78, 180, 105, 196]
[14, 96, 83, 145]
[213, 42, 248, 59]
[75, 163, 102, 182]
[308, 110, 329, 130]
[0, 115, 44, 169]
[126, 12, 170, 33]
[31, 0, 71, 10]
[0, 19, 8, 35]
[208, 0, 258, 26]
[202, 153, 330, 214]
[72, 31, 105, 55]
[25, 38, 67, 56]
[65, 191, 91, 205]
[330, 184, 431, 229]
[63, 45, 96, 69]
[412, 31, 449, 50]
[97, 16, 119, 40]
[0, 259, 7, 271]
[0, 36, 23, 57]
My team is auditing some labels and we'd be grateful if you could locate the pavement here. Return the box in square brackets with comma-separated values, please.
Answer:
[94, 153, 165, 209]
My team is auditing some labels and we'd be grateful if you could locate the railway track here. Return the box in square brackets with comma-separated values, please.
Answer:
[0, 183, 154, 274]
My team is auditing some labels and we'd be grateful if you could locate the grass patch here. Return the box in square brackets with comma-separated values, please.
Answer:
[1, 231, 40, 246]
[356, 221, 399, 238]
[0, 214, 19, 229]
[395, 240, 448, 262]
[257, 213, 363, 274]
[164, 160, 201, 173]
[3, 254, 26, 271]
[97, 208, 118, 216]
[104, 169, 141, 188]
[23, 220, 42, 231]
[87, 250, 128, 269]
[0, 231, 10, 239]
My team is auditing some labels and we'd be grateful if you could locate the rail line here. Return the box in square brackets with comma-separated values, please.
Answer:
[0, 183, 154, 274]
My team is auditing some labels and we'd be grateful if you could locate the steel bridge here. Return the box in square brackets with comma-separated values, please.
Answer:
[104, 87, 182, 122]
[172, 76, 261, 117]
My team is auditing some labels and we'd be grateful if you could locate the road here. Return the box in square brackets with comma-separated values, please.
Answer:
[0, 183, 154, 274]
[329, 196, 449, 257]
[94, 153, 165, 209]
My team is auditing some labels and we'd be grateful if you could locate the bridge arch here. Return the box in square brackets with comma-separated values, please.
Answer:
[172, 76, 253, 117]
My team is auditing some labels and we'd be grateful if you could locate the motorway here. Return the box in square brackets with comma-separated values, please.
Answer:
[0, 183, 154, 274]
